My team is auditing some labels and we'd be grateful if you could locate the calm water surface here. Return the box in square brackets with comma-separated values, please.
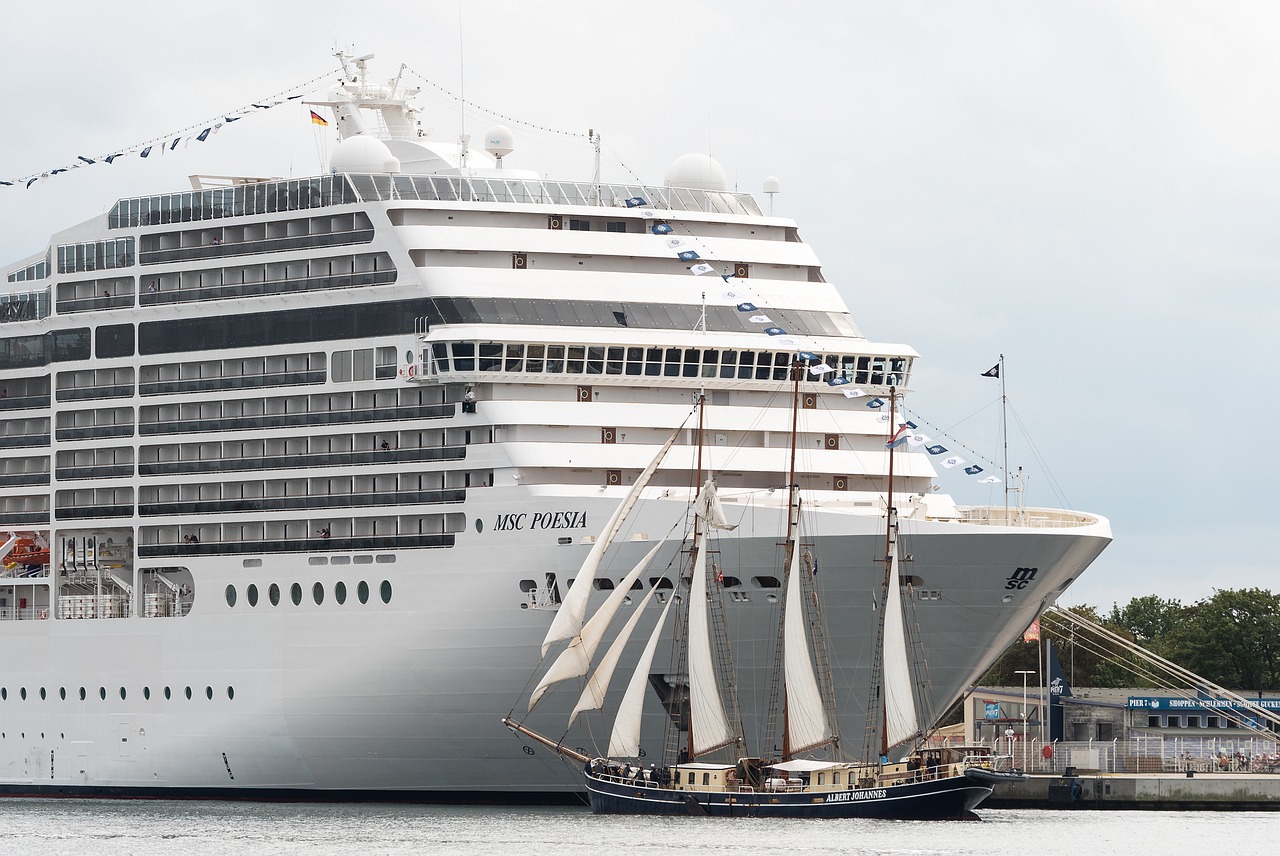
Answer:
[0, 801, 1268, 856]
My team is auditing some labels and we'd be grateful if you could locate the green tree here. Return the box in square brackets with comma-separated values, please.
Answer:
[1106, 595, 1184, 654]
[1165, 588, 1280, 691]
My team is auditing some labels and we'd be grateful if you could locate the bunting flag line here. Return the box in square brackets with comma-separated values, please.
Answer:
[925, 444, 948, 455]
[979, 475, 1002, 484]
[3, 69, 334, 191]
[940, 456, 966, 469]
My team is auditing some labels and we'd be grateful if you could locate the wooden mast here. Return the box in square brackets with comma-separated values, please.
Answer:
[780, 356, 803, 759]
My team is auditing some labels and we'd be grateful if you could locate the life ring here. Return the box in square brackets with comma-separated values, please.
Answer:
[407, 363, 417, 378]
[38, 609, 47, 620]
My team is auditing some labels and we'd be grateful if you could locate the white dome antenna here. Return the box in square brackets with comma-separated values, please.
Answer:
[763, 175, 781, 215]
[484, 125, 515, 168]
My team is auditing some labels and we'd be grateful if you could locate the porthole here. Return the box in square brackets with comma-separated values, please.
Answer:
[19, 688, 26, 701]
[225, 585, 237, 607]
[312, 582, 324, 605]
[185, 686, 192, 700]
[79, 687, 86, 701]
[99, 687, 106, 700]
[380, 580, 392, 604]
[0, 688, 5, 700]
[39, 687, 46, 700]
[164, 686, 171, 700]
[247, 584, 259, 607]
[269, 583, 280, 606]
[206, 686, 213, 700]
[357, 581, 369, 604]
[475, 518, 484, 533]
[59, 687, 66, 700]
[227, 686, 235, 700]
[335, 582, 347, 604]
[290, 583, 302, 606]
[120, 687, 126, 701]
[144, 687, 151, 700]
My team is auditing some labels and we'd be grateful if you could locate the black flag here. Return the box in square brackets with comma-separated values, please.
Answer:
[981, 363, 1000, 378]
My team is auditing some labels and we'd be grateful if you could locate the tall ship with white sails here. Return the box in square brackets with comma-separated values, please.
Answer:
[0, 54, 1109, 799]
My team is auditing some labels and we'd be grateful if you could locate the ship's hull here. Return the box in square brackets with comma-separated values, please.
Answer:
[585, 770, 991, 818]
[0, 488, 1108, 798]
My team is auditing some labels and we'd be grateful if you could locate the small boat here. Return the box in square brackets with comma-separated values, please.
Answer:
[504, 365, 1018, 819]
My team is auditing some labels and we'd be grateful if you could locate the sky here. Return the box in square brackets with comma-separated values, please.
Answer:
[1, 1, 1275, 611]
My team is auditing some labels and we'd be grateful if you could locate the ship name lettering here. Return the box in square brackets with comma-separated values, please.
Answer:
[493, 513, 527, 531]
[492, 511, 588, 531]
[825, 788, 887, 803]
[530, 511, 588, 530]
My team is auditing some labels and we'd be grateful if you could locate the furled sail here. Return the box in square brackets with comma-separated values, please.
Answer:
[782, 521, 831, 753]
[569, 579, 663, 726]
[529, 541, 664, 711]
[540, 424, 683, 656]
[688, 481, 736, 755]
[881, 540, 920, 749]
[608, 592, 676, 758]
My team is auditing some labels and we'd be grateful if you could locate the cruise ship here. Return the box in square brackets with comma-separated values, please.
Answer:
[0, 54, 1110, 799]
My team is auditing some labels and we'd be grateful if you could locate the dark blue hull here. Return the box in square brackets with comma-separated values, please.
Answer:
[585, 772, 992, 819]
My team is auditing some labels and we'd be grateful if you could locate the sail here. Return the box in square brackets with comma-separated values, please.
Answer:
[687, 492, 736, 756]
[540, 424, 683, 656]
[782, 528, 831, 753]
[569, 579, 663, 726]
[881, 542, 920, 749]
[608, 592, 676, 758]
[529, 541, 664, 711]
[695, 480, 738, 531]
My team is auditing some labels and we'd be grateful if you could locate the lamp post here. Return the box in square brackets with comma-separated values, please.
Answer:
[1015, 669, 1036, 770]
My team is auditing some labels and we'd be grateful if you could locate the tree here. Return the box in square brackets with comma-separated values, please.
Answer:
[1106, 595, 1184, 654]
[1164, 588, 1280, 691]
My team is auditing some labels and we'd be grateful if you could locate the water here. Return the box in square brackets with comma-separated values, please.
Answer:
[0, 801, 1267, 856]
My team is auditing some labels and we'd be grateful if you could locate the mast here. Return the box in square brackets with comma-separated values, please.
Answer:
[781, 357, 802, 758]
[998, 353, 1009, 522]
[880, 387, 897, 759]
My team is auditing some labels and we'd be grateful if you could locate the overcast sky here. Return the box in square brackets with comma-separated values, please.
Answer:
[2, 1, 1275, 611]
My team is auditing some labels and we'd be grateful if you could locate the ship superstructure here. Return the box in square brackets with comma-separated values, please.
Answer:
[0, 54, 1110, 798]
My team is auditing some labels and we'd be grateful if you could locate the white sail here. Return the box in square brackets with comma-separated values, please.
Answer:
[570, 579, 662, 726]
[540, 424, 683, 656]
[608, 592, 676, 758]
[529, 541, 664, 711]
[782, 528, 831, 753]
[881, 541, 920, 749]
[695, 480, 738, 531]
[688, 486, 736, 755]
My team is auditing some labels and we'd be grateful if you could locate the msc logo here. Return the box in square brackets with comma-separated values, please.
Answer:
[1005, 567, 1038, 590]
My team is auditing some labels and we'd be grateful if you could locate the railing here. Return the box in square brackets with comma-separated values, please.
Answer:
[956, 507, 1102, 528]
[974, 737, 1280, 775]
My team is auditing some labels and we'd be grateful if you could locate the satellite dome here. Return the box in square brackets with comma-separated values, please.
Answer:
[330, 134, 401, 174]
[483, 125, 515, 159]
[664, 153, 728, 192]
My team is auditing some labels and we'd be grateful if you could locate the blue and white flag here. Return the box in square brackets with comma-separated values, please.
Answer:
[866, 398, 886, 409]
[979, 475, 1002, 484]
[748, 314, 771, 323]
[842, 388, 867, 398]
[677, 250, 700, 261]
[652, 223, 673, 235]
[689, 263, 715, 276]
[925, 444, 948, 455]
[666, 237, 687, 249]
[735, 302, 757, 312]
[827, 376, 851, 386]
[941, 456, 966, 469]
[624, 196, 648, 207]
[797, 351, 819, 362]
[641, 210, 658, 219]
[906, 433, 929, 447]
[764, 327, 787, 336]
[964, 465, 984, 475]
[809, 364, 833, 376]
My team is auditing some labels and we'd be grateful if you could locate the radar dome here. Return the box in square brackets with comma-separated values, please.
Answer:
[330, 134, 401, 174]
[483, 125, 515, 159]
[664, 153, 728, 192]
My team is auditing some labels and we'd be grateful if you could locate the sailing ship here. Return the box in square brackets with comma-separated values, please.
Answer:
[505, 374, 1018, 818]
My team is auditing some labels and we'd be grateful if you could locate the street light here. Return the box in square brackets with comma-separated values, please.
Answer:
[1015, 670, 1036, 770]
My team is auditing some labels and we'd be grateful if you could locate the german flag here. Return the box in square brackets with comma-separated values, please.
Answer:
[309, 110, 328, 127]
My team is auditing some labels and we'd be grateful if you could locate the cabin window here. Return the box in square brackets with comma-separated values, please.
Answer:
[751, 576, 781, 589]
[687, 772, 694, 785]
[335, 582, 347, 604]
[380, 580, 392, 603]
[833, 772, 841, 785]
[702, 773, 710, 786]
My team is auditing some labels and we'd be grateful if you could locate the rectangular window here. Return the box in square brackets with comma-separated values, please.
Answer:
[605, 221, 626, 233]
[331, 349, 353, 383]
[568, 219, 590, 231]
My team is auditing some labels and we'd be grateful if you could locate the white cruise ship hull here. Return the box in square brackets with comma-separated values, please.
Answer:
[0, 488, 1107, 797]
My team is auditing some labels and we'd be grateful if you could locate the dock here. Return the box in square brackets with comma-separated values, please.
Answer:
[984, 772, 1280, 811]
